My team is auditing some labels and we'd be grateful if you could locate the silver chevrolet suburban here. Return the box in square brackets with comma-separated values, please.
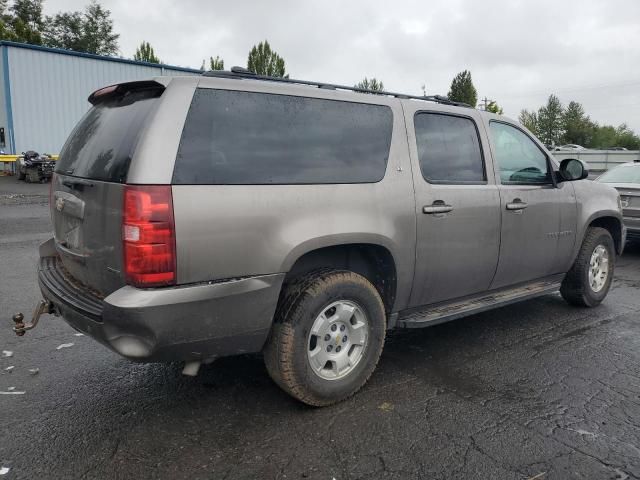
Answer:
[13, 69, 626, 406]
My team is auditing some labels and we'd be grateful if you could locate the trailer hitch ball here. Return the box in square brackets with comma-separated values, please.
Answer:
[12, 313, 26, 336]
[12, 300, 53, 336]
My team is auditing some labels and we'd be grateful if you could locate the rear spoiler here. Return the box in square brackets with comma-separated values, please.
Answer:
[88, 80, 165, 105]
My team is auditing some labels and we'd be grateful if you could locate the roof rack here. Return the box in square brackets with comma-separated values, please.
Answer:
[202, 66, 472, 108]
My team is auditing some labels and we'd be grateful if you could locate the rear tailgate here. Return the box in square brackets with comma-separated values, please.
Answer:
[618, 187, 640, 215]
[52, 82, 163, 296]
[52, 176, 125, 296]
[606, 183, 640, 217]
[617, 185, 640, 232]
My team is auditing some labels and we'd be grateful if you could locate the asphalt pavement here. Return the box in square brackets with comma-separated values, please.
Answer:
[0, 176, 639, 480]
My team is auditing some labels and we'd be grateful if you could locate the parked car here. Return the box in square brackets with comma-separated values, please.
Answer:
[597, 161, 640, 242]
[554, 144, 586, 151]
[13, 72, 626, 406]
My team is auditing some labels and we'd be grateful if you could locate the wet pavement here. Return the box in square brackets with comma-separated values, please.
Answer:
[0, 176, 639, 479]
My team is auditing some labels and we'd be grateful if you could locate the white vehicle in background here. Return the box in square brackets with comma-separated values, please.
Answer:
[554, 144, 587, 151]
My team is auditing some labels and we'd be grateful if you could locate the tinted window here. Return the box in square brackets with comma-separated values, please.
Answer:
[173, 89, 393, 184]
[56, 90, 159, 182]
[490, 122, 551, 184]
[414, 113, 485, 183]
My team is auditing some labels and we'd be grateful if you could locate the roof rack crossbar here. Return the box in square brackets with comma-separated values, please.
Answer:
[202, 68, 472, 108]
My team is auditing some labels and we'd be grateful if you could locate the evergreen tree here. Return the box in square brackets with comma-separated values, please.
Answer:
[247, 40, 287, 77]
[209, 55, 224, 70]
[133, 41, 160, 63]
[537, 94, 564, 145]
[355, 77, 384, 92]
[447, 70, 477, 107]
[561, 101, 594, 146]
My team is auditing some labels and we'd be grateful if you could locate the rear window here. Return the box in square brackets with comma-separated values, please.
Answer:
[172, 89, 393, 185]
[56, 90, 159, 182]
[414, 113, 485, 183]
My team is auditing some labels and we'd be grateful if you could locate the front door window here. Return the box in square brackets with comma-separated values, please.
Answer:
[490, 122, 551, 185]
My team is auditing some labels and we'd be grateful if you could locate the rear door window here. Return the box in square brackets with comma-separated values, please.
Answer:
[414, 113, 486, 183]
[173, 89, 393, 184]
[56, 90, 159, 183]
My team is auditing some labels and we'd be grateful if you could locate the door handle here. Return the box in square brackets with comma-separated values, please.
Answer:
[423, 201, 453, 214]
[506, 199, 528, 211]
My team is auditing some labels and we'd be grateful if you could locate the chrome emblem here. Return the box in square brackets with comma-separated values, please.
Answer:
[55, 197, 65, 212]
[621, 197, 630, 208]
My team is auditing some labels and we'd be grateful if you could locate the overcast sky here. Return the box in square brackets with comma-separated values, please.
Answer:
[44, 0, 640, 131]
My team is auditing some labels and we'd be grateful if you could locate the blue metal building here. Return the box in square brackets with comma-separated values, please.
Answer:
[0, 41, 200, 154]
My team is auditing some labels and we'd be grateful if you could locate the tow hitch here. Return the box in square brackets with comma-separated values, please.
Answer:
[12, 300, 56, 336]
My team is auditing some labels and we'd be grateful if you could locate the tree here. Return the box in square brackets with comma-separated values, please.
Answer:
[486, 101, 503, 115]
[523, 95, 640, 149]
[247, 40, 287, 77]
[589, 123, 640, 150]
[81, 2, 118, 55]
[200, 56, 224, 71]
[1, 0, 45, 44]
[355, 77, 384, 92]
[518, 109, 539, 135]
[44, 1, 119, 55]
[0, 0, 12, 40]
[536, 94, 564, 145]
[590, 124, 617, 149]
[561, 101, 594, 146]
[615, 124, 640, 150]
[209, 55, 224, 70]
[133, 41, 160, 63]
[447, 70, 477, 107]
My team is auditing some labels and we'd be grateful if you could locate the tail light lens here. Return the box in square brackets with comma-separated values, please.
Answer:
[123, 185, 176, 288]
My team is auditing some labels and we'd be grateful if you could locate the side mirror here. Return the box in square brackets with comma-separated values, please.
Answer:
[558, 158, 588, 182]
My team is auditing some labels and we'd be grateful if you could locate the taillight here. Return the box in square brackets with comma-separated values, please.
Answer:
[123, 185, 176, 288]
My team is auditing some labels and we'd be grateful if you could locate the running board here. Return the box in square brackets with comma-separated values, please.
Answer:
[398, 277, 563, 328]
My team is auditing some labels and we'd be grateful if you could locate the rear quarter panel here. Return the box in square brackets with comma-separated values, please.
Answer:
[171, 80, 417, 312]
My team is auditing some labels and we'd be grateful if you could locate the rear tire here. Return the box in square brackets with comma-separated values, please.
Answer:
[560, 227, 615, 307]
[264, 270, 386, 407]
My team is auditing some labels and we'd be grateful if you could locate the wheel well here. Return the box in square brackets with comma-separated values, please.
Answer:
[285, 244, 397, 312]
[589, 216, 623, 254]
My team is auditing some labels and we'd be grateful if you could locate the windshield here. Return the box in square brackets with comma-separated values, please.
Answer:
[598, 164, 640, 184]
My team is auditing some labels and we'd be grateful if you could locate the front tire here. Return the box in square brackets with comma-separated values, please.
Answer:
[264, 270, 386, 406]
[561, 227, 615, 307]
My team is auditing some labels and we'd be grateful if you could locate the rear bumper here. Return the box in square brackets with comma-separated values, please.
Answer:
[38, 240, 284, 362]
